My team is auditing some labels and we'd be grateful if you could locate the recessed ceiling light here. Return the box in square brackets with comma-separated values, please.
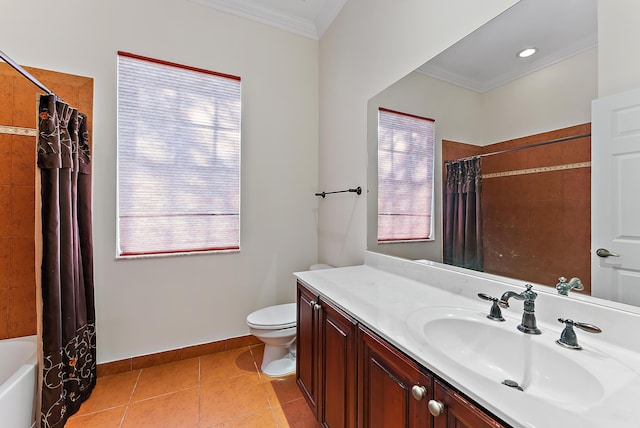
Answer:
[517, 48, 537, 58]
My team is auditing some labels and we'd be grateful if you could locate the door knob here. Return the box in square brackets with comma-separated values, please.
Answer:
[428, 400, 445, 417]
[411, 385, 427, 401]
[596, 248, 620, 258]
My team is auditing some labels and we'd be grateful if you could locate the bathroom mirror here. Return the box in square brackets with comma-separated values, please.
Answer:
[367, 0, 603, 299]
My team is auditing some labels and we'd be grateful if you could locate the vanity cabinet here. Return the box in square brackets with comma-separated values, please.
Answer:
[297, 280, 509, 428]
[296, 282, 319, 414]
[358, 326, 433, 428]
[296, 282, 357, 427]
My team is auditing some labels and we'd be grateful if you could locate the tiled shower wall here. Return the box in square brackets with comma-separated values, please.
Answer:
[443, 123, 591, 294]
[0, 129, 37, 340]
[0, 63, 93, 340]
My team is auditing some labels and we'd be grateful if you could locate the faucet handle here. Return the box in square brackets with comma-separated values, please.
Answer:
[477, 293, 494, 300]
[557, 318, 602, 334]
[477, 293, 505, 321]
[556, 318, 602, 350]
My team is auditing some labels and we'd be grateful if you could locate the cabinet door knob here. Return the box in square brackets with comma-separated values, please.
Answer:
[411, 385, 427, 401]
[313, 303, 321, 311]
[428, 400, 445, 417]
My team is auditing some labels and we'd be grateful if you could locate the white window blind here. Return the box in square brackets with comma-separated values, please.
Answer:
[117, 52, 241, 256]
[377, 108, 435, 242]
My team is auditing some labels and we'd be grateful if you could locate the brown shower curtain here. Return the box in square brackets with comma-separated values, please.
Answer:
[443, 156, 483, 271]
[38, 94, 96, 428]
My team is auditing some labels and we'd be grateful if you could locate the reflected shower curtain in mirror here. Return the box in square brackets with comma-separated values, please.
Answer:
[443, 157, 483, 271]
[38, 94, 96, 428]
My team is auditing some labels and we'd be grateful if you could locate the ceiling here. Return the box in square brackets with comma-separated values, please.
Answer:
[191, 0, 347, 39]
[192, 0, 597, 93]
[417, 0, 598, 93]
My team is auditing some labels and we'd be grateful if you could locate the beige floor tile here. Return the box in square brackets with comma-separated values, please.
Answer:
[131, 357, 199, 402]
[75, 370, 140, 415]
[65, 406, 126, 428]
[69, 348, 314, 428]
[200, 373, 270, 427]
[272, 398, 321, 428]
[122, 387, 199, 428]
[200, 347, 258, 385]
[208, 409, 277, 428]
[261, 374, 303, 407]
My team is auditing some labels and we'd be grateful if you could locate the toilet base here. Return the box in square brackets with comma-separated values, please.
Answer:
[262, 354, 296, 377]
[261, 344, 296, 377]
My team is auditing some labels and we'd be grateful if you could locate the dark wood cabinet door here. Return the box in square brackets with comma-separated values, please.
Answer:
[432, 380, 508, 428]
[297, 282, 320, 416]
[320, 300, 357, 428]
[358, 327, 433, 428]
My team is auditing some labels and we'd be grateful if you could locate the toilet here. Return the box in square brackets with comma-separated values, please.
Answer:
[247, 264, 333, 377]
[247, 303, 297, 377]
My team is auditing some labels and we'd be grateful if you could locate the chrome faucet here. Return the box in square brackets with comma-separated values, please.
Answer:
[498, 284, 541, 334]
[556, 276, 584, 295]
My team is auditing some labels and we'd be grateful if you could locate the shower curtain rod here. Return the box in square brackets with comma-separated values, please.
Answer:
[0, 49, 54, 95]
[450, 133, 591, 162]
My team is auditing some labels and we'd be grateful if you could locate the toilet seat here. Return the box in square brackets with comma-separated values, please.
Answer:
[247, 303, 296, 330]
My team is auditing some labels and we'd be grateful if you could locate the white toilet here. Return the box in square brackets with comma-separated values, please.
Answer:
[247, 303, 297, 377]
[247, 264, 333, 377]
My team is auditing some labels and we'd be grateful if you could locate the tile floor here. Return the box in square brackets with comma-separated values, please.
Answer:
[66, 344, 321, 428]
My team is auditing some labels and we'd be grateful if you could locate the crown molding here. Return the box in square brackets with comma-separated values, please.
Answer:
[191, 0, 322, 39]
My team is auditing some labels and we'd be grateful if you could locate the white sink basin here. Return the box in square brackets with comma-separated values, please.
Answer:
[406, 307, 637, 407]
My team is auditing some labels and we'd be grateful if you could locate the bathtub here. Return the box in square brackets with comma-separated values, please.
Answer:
[0, 335, 37, 428]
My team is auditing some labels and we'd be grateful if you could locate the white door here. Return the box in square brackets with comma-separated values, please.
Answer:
[592, 87, 640, 305]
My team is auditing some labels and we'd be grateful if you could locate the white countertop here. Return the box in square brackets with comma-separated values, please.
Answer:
[294, 252, 640, 428]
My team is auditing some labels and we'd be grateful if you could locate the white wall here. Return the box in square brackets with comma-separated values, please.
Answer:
[598, 1, 640, 97]
[481, 48, 597, 144]
[318, 0, 519, 267]
[1, 0, 319, 363]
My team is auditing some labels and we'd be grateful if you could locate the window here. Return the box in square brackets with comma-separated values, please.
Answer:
[117, 52, 241, 257]
[377, 108, 435, 242]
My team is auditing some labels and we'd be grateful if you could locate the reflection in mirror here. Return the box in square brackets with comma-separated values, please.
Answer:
[367, 0, 598, 297]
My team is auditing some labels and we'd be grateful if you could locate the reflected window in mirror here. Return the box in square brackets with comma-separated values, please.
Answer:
[377, 108, 435, 243]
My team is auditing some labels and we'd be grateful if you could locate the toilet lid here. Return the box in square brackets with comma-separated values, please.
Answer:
[247, 303, 296, 329]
